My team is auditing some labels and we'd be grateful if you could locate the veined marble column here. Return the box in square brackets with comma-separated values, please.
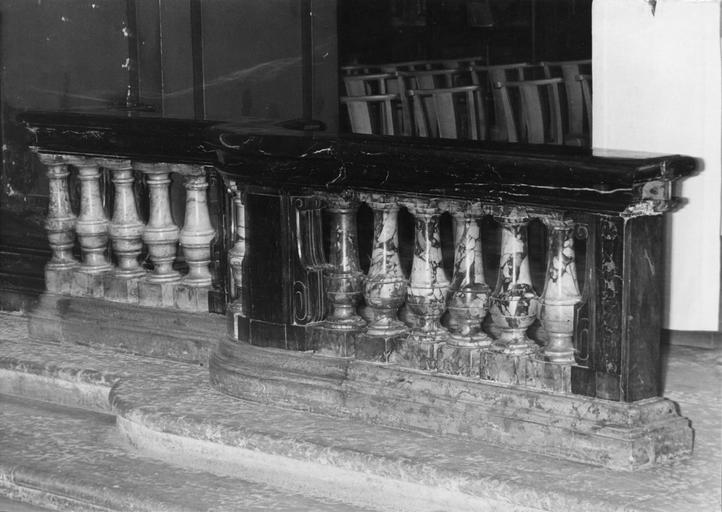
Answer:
[179, 167, 215, 287]
[228, 184, 246, 316]
[446, 202, 491, 347]
[363, 194, 408, 336]
[138, 163, 180, 283]
[101, 159, 145, 278]
[324, 195, 365, 329]
[539, 218, 581, 363]
[489, 208, 539, 354]
[71, 157, 111, 273]
[405, 200, 449, 343]
[38, 154, 77, 272]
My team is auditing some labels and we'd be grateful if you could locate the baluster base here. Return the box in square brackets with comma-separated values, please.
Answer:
[543, 332, 575, 363]
[365, 312, 408, 337]
[447, 331, 492, 348]
[492, 328, 539, 356]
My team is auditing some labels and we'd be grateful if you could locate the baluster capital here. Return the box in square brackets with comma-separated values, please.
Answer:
[96, 158, 132, 172]
[493, 206, 530, 225]
[325, 192, 359, 210]
[446, 200, 484, 218]
[357, 192, 401, 211]
[400, 197, 444, 217]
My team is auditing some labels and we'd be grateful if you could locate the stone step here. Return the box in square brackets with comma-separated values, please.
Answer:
[0, 314, 718, 511]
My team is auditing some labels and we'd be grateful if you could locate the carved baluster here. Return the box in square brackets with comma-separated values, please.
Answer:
[179, 167, 215, 286]
[539, 218, 581, 363]
[405, 200, 449, 343]
[228, 184, 247, 317]
[446, 202, 491, 347]
[39, 154, 77, 276]
[363, 195, 408, 336]
[138, 163, 180, 283]
[101, 159, 145, 278]
[489, 208, 539, 354]
[324, 195, 365, 329]
[72, 157, 111, 273]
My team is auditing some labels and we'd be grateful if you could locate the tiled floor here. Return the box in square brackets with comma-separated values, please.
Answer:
[0, 312, 720, 511]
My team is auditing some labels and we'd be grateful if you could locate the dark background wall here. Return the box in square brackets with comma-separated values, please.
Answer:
[0, 0, 588, 310]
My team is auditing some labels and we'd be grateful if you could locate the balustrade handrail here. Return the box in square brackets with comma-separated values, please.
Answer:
[20, 111, 695, 216]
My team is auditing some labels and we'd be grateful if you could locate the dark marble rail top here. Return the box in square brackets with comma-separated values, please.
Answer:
[19, 111, 697, 214]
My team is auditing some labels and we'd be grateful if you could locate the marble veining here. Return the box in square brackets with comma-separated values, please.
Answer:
[363, 198, 408, 336]
[539, 219, 582, 363]
[489, 209, 539, 355]
[404, 202, 449, 343]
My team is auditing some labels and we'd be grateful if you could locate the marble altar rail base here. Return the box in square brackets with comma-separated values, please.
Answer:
[28, 293, 225, 364]
[45, 267, 225, 314]
[210, 338, 693, 471]
[240, 314, 571, 393]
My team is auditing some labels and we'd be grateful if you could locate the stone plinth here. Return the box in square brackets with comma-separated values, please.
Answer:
[138, 280, 176, 308]
[307, 324, 360, 358]
[70, 269, 108, 298]
[211, 339, 693, 470]
[480, 351, 571, 393]
[173, 283, 211, 312]
[437, 344, 483, 378]
[355, 332, 402, 363]
[392, 338, 443, 371]
[27, 293, 223, 363]
[103, 274, 143, 304]
[45, 268, 75, 295]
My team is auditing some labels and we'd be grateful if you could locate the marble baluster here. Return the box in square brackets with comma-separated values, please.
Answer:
[405, 200, 449, 343]
[72, 157, 111, 273]
[102, 159, 145, 277]
[446, 202, 491, 347]
[179, 167, 215, 286]
[39, 154, 77, 272]
[489, 208, 539, 354]
[138, 163, 180, 283]
[363, 195, 408, 336]
[324, 195, 365, 329]
[227, 184, 247, 316]
[539, 218, 582, 363]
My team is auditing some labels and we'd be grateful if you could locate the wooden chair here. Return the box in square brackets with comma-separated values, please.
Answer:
[542, 59, 592, 145]
[501, 78, 564, 145]
[408, 85, 486, 140]
[343, 73, 412, 135]
[397, 68, 475, 137]
[343, 72, 397, 96]
[471, 63, 540, 142]
[341, 94, 402, 135]
[576, 73, 593, 145]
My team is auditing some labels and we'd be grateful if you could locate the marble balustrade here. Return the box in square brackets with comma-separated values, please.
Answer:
[226, 187, 585, 390]
[33, 151, 664, 396]
[37, 153, 217, 313]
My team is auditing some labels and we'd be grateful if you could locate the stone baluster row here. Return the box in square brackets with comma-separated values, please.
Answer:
[39, 154, 216, 311]
[319, 193, 582, 364]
